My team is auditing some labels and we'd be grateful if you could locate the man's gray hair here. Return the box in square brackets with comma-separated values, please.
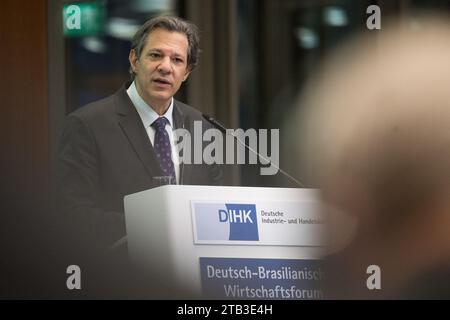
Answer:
[130, 15, 200, 76]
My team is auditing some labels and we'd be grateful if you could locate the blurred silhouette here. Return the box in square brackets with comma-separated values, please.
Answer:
[290, 16, 450, 299]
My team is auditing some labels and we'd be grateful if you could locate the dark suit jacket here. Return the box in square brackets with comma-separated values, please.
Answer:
[56, 83, 223, 250]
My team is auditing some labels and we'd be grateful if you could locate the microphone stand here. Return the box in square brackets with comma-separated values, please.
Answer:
[202, 114, 305, 188]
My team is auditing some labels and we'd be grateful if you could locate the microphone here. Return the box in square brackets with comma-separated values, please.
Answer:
[202, 114, 305, 187]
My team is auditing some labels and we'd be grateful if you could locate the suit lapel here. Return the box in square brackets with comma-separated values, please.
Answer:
[115, 85, 163, 180]
[173, 101, 191, 185]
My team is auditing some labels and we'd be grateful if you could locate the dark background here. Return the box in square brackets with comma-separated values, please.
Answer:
[1, 0, 449, 298]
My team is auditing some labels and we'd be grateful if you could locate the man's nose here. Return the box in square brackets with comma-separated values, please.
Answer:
[157, 57, 172, 74]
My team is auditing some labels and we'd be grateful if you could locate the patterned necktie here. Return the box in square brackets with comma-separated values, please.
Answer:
[151, 117, 176, 184]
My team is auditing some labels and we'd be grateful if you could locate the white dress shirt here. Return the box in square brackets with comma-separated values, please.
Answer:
[126, 81, 180, 184]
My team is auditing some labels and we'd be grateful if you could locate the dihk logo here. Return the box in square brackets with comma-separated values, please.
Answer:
[219, 204, 259, 241]
[193, 203, 259, 241]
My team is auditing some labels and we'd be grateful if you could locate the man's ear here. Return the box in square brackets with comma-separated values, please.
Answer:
[129, 49, 138, 73]
[182, 69, 191, 82]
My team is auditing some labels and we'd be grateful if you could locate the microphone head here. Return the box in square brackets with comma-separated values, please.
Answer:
[202, 113, 227, 133]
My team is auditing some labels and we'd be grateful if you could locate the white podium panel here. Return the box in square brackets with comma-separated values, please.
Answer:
[124, 185, 325, 299]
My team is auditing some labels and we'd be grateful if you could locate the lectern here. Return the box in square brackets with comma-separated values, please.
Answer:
[124, 185, 325, 299]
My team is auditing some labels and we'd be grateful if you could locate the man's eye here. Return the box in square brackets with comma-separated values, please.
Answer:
[149, 53, 161, 58]
[173, 58, 184, 64]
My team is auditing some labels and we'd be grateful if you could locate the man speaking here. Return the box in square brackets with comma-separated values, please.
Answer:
[57, 16, 223, 253]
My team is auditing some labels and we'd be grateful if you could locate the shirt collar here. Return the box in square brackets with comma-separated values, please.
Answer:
[126, 81, 174, 128]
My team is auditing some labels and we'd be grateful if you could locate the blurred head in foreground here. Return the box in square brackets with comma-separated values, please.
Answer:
[293, 16, 450, 299]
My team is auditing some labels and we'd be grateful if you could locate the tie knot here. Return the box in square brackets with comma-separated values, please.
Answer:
[152, 117, 169, 131]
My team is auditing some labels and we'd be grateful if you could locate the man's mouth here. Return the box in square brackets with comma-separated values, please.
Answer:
[153, 78, 172, 86]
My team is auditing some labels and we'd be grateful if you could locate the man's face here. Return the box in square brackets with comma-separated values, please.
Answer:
[129, 28, 191, 113]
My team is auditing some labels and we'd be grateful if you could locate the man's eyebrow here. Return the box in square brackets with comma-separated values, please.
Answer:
[147, 48, 162, 52]
[145, 48, 186, 58]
